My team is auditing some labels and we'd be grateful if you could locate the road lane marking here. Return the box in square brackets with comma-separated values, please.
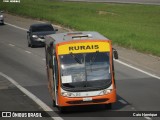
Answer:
[25, 50, 31, 54]
[144, 117, 152, 120]
[8, 44, 15, 47]
[115, 60, 160, 80]
[5, 22, 27, 31]
[5, 22, 160, 80]
[0, 72, 63, 120]
[118, 99, 127, 105]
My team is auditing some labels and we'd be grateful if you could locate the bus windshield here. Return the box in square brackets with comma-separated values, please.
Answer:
[59, 52, 111, 91]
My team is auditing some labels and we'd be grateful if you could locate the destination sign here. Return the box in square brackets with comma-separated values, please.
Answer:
[57, 41, 110, 55]
[69, 45, 99, 51]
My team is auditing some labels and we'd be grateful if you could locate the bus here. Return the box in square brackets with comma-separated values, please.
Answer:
[45, 31, 118, 112]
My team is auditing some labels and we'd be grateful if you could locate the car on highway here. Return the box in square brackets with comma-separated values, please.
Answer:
[27, 23, 58, 47]
[0, 11, 4, 25]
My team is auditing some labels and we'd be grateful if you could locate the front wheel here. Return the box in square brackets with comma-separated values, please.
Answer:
[58, 106, 67, 113]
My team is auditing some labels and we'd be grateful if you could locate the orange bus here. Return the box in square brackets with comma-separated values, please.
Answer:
[45, 31, 118, 112]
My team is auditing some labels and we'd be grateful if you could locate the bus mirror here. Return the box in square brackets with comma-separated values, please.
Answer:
[113, 49, 118, 59]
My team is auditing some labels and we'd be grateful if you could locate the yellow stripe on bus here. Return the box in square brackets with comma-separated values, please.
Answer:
[58, 41, 110, 55]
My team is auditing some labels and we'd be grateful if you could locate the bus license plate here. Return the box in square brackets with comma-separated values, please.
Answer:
[83, 97, 92, 101]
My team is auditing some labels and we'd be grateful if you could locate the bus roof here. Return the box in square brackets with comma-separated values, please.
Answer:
[45, 31, 110, 45]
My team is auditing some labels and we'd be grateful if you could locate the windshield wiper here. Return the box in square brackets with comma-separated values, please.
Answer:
[70, 52, 82, 64]
[90, 51, 99, 65]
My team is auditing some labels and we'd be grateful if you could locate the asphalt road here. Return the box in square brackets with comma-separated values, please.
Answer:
[64, 0, 160, 5]
[0, 15, 160, 120]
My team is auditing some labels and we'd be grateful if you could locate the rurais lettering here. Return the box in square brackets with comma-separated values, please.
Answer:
[69, 45, 99, 51]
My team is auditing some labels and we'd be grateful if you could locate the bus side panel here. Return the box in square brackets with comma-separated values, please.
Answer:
[45, 45, 55, 102]
[48, 68, 55, 101]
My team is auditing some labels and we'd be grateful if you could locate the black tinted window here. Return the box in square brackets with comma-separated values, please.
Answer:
[32, 25, 54, 32]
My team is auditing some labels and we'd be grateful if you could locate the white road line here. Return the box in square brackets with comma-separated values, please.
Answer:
[8, 44, 15, 47]
[118, 99, 127, 105]
[0, 72, 63, 120]
[144, 117, 152, 120]
[25, 51, 31, 54]
[6, 22, 160, 80]
[115, 60, 160, 80]
[5, 22, 27, 31]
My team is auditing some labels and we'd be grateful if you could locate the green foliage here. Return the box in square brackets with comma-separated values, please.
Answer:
[0, 0, 160, 56]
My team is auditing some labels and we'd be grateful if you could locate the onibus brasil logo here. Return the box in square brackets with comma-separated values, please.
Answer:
[3, 0, 20, 3]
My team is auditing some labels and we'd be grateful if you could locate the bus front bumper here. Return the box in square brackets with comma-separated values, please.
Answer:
[58, 89, 116, 107]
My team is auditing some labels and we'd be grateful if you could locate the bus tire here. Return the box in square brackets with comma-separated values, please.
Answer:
[58, 106, 66, 113]
[104, 103, 112, 110]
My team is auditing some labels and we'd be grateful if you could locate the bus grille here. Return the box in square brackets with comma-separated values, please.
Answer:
[66, 98, 109, 104]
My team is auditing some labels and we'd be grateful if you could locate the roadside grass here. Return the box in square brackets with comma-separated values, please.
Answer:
[0, 0, 160, 56]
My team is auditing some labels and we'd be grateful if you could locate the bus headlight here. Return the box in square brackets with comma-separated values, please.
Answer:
[99, 89, 112, 95]
[61, 92, 75, 97]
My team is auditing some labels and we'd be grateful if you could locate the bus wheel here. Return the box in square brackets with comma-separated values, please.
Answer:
[104, 103, 112, 110]
[58, 107, 66, 113]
